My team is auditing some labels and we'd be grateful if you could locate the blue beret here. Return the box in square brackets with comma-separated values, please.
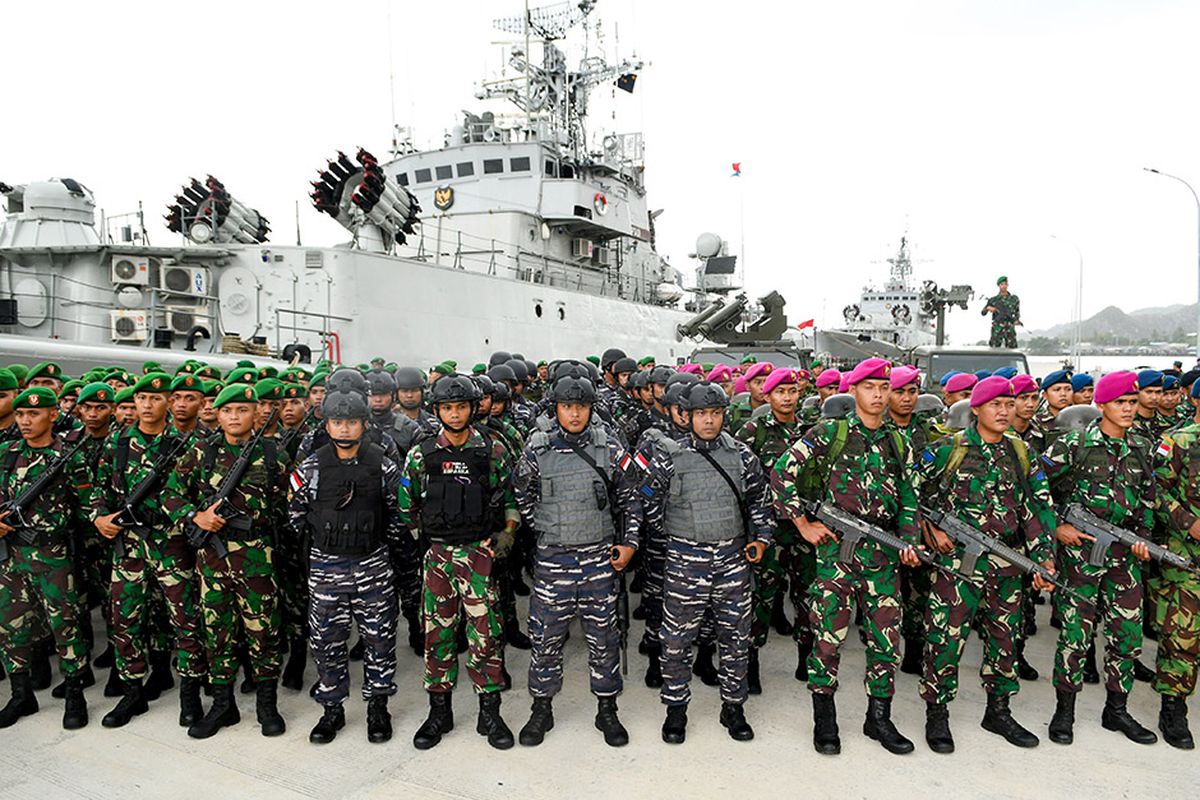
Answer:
[938, 370, 961, 387]
[973, 370, 992, 380]
[1040, 370, 1071, 389]
[1070, 374, 1094, 392]
[1192, 381, 1200, 399]
[992, 366, 1018, 379]
[1163, 375, 1179, 391]
[1136, 369, 1164, 389]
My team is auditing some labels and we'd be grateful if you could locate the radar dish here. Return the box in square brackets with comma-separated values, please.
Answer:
[695, 233, 722, 258]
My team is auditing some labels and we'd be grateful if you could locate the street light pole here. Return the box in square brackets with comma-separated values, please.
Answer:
[1050, 235, 1083, 370]
[1144, 167, 1200, 360]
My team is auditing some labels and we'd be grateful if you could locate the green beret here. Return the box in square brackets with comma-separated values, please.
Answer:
[203, 380, 224, 398]
[27, 362, 64, 382]
[370, 356, 386, 365]
[282, 367, 312, 382]
[169, 373, 205, 393]
[701, 362, 714, 372]
[383, 363, 397, 374]
[236, 360, 255, 369]
[214, 383, 259, 408]
[309, 372, 328, 388]
[103, 369, 134, 386]
[256, 366, 279, 380]
[472, 363, 487, 375]
[78, 382, 116, 405]
[132, 372, 172, 394]
[0, 368, 19, 391]
[61, 380, 84, 398]
[810, 358, 824, 369]
[637, 356, 654, 366]
[144, 360, 165, 374]
[997, 275, 1008, 285]
[6, 364, 28, 384]
[254, 378, 284, 402]
[13, 386, 58, 410]
[281, 382, 308, 399]
[443, 360, 458, 369]
[115, 387, 136, 405]
[586, 355, 600, 366]
[196, 365, 220, 379]
[739, 355, 757, 365]
[435, 362, 454, 375]
[225, 367, 258, 386]
[355, 363, 370, 372]
[428, 365, 442, 375]
[537, 360, 548, 367]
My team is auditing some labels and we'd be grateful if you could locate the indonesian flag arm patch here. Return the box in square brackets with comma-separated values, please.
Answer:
[289, 470, 305, 493]
[1156, 438, 1173, 462]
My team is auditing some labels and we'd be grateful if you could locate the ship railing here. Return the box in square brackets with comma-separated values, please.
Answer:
[273, 307, 353, 360]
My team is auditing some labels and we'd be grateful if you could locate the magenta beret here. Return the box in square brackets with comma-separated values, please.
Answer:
[815, 369, 841, 389]
[677, 363, 703, 375]
[1094, 371, 1139, 405]
[762, 369, 797, 395]
[889, 366, 920, 389]
[837, 374, 851, 393]
[846, 357, 891, 387]
[944, 373, 978, 394]
[707, 364, 733, 382]
[970, 376, 1015, 408]
[734, 375, 748, 395]
[1010, 374, 1038, 395]
[744, 362, 773, 382]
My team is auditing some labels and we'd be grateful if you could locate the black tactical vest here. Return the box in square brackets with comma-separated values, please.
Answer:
[308, 443, 385, 555]
[418, 437, 491, 544]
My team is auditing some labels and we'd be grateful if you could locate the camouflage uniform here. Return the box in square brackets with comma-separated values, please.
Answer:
[65, 429, 113, 645]
[0, 438, 89, 678]
[636, 430, 774, 707]
[512, 422, 641, 698]
[1041, 420, 1155, 694]
[93, 426, 206, 681]
[162, 435, 288, 685]
[289, 444, 402, 705]
[913, 428, 1055, 704]
[891, 418, 936, 647]
[398, 428, 517, 694]
[983, 292, 1020, 349]
[772, 413, 920, 698]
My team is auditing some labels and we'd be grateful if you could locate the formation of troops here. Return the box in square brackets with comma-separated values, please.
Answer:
[1, 339, 1199, 758]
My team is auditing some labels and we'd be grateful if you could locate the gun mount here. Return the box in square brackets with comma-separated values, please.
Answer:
[676, 291, 789, 346]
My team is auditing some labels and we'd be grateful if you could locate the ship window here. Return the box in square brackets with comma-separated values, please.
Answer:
[545, 160, 557, 177]
[456, 162, 475, 177]
[396, 173, 409, 186]
[511, 156, 531, 172]
[414, 168, 432, 184]
[560, 164, 575, 179]
[435, 165, 453, 180]
[483, 159, 504, 174]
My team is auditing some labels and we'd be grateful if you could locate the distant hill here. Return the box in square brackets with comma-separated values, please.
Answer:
[1026, 302, 1199, 343]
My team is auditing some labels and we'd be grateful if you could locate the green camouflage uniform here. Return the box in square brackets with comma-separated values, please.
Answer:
[163, 436, 288, 685]
[771, 413, 920, 698]
[892, 417, 936, 644]
[913, 429, 1055, 704]
[1041, 420, 1156, 694]
[984, 292, 1020, 349]
[0, 438, 89, 678]
[1152, 424, 1200, 698]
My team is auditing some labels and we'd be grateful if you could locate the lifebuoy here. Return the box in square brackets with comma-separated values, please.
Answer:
[593, 192, 609, 215]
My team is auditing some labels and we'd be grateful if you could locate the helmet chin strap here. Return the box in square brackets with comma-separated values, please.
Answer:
[331, 437, 360, 448]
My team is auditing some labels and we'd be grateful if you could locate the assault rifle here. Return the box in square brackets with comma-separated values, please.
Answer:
[921, 506, 1093, 607]
[807, 501, 958, 581]
[1062, 503, 1200, 578]
[185, 410, 279, 558]
[0, 437, 88, 563]
[110, 432, 194, 558]
[280, 406, 316, 453]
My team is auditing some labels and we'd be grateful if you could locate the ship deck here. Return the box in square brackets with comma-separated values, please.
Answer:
[0, 598, 1186, 799]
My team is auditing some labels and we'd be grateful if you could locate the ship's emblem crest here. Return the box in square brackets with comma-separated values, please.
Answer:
[434, 185, 454, 211]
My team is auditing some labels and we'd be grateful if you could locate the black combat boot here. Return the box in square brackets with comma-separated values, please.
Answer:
[239, 651, 256, 695]
[595, 696, 628, 747]
[308, 703, 345, 744]
[863, 696, 914, 754]
[187, 683, 240, 739]
[178, 677, 203, 727]
[101, 680, 148, 728]
[1159, 695, 1195, 750]
[795, 639, 811, 682]
[94, 644, 114, 669]
[477, 692, 514, 749]
[661, 704, 687, 744]
[0, 672, 39, 728]
[413, 691, 454, 749]
[900, 637, 923, 675]
[1082, 642, 1100, 684]
[811, 693, 840, 755]
[52, 665, 95, 698]
[29, 641, 52, 691]
[61, 676, 88, 730]
[1133, 659, 1155, 683]
[143, 650, 175, 701]
[644, 644, 664, 688]
[1101, 690, 1158, 744]
[518, 696, 554, 746]
[348, 638, 365, 661]
[924, 701, 954, 754]
[256, 680, 286, 737]
[747, 648, 762, 695]
[980, 693, 1038, 747]
[632, 603, 647, 621]
[693, 643, 719, 687]
[719, 701, 754, 741]
[771, 594, 793, 636]
[367, 695, 392, 743]
[103, 665, 123, 697]
[1015, 640, 1039, 681]
[281, 639, 307, 691]
[1048, 689, 1076, 744]
[504, 622, 532, 651]
[405, 610, 423, 656]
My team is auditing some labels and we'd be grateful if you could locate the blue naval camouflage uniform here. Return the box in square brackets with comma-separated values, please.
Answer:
[635, 430, 774, 707]
[512, 421, 642, 699]
[288, 443, 403, 706]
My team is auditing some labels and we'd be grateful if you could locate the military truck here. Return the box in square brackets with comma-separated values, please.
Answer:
[907, 345, 1029, 391]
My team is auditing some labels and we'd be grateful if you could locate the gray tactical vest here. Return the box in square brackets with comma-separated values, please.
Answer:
[529, 426, 616, 547]
[661, 432, 745, 543]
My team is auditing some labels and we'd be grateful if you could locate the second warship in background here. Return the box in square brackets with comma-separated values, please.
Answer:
[0, 1, 769, 374]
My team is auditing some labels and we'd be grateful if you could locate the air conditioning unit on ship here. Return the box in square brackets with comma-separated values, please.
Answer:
[593, 246, 611, 267]
[164, 305, 205, 335]
[571, 238, 593, 259]
[110, 255, 153, 286]
[158, 265, 209, 298]
[110, 310, 149, 342]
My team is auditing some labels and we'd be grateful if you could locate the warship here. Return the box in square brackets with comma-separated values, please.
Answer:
[0, 1, 724, 375]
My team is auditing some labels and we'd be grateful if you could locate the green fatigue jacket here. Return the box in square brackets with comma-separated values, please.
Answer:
[396, 428, 520, 533]
[735, 413, 800, 472]
[983, 292, 1020, 324]
[1153, 424, 1200, 581]
[91, 426, 195, 537]
[0, 437, 80, 547]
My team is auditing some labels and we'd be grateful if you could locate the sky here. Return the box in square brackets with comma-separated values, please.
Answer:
[4, 0, 1200, 345]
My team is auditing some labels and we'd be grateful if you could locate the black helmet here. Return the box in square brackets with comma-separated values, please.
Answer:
[523, 359, 536, 378]
[510, 352, 525, 362]
[613, 357, 637, 375]
[326, 368, 369, 396]
[322, 390, 370, 420]
[491, 382, 511, 403]
[684, 381, 730, 411]
[550, 360, 590, 382]
[488, 351, 513, 367]
[665, 372, 701, 389]
[627, 371, 647, 391]
[472, 374, 495, 395]
[601, 347, 627, 371]
[662, 382, 691, 408]
[551, 377, 596, 404]
[648, 365, 674, 386]
[394, 367, 425, 391]
[365, 369, 397, 396]
[487, 363, 517, 385]
[430, 374, 481, 404]
[504, 359, 529, 383]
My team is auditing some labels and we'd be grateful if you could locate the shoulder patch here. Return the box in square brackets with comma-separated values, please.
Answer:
[1156, 438, 1173, 461]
